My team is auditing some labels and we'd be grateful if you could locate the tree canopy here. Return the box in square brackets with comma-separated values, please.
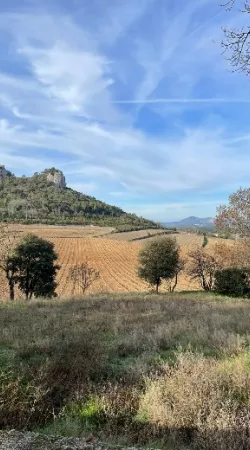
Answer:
[11, 234, 60, 299]
[138, 237, 181, 293]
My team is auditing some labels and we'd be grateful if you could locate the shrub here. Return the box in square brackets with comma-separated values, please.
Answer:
[214, 268, 250, 297]
[202, 233, 208, 248]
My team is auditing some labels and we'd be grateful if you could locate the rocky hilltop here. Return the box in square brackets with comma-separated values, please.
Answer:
[0, 165, 66, 188]
[0, 166, 157, 230]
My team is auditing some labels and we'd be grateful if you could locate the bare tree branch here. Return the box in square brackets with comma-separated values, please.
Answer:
[69, 261, 100, 295]
[188, 248, 219, 291]
[222, 1, 250, 74]
[216, 188, 250, 238]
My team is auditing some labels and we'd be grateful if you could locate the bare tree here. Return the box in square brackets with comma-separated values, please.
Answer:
[216, 187, 250, 238]
[0, 224, 20, 300]
[188, 248, 218, 291]
[222, 1, 250, 75]
[69, 262, 100, 295]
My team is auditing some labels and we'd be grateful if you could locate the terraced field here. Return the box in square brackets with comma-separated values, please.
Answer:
[0, 225, 227, 299]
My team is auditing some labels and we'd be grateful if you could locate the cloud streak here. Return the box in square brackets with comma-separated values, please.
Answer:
[113, 98, 250, 104]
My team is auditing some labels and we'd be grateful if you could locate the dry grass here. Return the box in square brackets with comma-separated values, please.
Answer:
[140, 352, 250, 449]
[1, 292, 250, 448]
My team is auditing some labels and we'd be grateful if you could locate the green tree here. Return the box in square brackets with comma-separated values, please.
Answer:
[138, 237, 181, 293]
[13, 234, 60, 300]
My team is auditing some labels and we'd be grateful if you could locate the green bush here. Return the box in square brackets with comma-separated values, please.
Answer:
[214, 268, 250, 297]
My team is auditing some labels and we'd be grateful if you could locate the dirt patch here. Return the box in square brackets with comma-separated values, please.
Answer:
[0, 431, 152, 450]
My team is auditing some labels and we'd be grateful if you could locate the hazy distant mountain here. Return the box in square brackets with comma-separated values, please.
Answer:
[163, 216, 215, 229]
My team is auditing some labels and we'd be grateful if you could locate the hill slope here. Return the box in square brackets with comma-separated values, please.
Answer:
[163, 216, 215, 229]
[0, 167, 157, 230]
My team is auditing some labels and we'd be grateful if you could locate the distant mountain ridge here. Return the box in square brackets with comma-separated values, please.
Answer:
[163, 216, 215, 229]
[0, 166, 157, 231]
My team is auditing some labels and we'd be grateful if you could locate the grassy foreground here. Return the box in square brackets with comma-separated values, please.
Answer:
[1, 292, 250, 449]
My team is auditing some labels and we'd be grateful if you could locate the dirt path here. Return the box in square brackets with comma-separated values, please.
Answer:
[0, 431, 161, 450]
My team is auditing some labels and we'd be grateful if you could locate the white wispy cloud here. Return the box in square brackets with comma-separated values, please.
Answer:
[0, 1, 250, 221]
[19, 44, 114, 113]
[132, 0, 249, 107]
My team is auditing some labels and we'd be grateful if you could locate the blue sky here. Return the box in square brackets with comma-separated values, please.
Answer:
[0, 0, 250, 221]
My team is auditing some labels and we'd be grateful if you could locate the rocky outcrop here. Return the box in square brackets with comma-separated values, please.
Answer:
[0, 165, 8, 183]
[44, 169, 66, 189]
[0, 166, 67, 188]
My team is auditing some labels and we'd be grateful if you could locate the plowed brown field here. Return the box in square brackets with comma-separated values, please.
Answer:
[0, 225, 226, 299]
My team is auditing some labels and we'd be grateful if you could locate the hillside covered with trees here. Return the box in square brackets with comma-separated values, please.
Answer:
[0, 168, 157, 230]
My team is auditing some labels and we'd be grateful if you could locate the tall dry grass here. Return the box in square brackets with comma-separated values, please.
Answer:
[1, 292, 250, 448]
[140, 351, 250, 449]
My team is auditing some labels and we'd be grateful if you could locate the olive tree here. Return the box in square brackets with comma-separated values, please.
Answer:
[138, 236, 181, 293]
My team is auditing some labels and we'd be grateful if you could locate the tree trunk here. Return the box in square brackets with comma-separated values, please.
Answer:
[9, 279, 14, 301]
[25, 268, 30, 300]
[156, 279, 160, 294]
[171, 273, 178, 292]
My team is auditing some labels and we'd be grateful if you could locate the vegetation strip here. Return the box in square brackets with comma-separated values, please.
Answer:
[128, 230, 178, 242]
